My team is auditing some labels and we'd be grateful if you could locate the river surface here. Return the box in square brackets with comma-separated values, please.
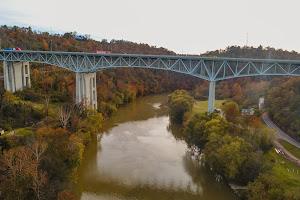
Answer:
[74, 94, 238, 200]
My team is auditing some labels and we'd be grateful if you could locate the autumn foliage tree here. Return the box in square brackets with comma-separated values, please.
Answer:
[0, 145, 47, 200]
[222, 102, 240, 124]
[57, 190, 76, 200]
[265, 77, 300, 141]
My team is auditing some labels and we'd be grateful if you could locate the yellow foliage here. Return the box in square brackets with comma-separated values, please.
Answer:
[3, 91, 19, 103]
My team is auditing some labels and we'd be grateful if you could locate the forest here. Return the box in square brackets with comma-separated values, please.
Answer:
[169, 90, 299, 199]
[0, 25, 299, 199]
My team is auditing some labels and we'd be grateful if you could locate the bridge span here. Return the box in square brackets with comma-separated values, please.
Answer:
[1, 50, 300, 111]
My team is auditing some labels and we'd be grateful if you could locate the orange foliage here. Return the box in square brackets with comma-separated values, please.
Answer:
[43, 40, 49, 51]
[57, 190, 75, 200]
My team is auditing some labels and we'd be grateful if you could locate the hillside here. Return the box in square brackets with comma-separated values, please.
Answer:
[0, 25, 299, 139]
[201, 45, 300, 60]
[0, 25, 175, 55]
[0, 25, 202, 124]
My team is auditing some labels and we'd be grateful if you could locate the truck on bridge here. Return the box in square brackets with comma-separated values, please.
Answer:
[5, 47, 21, 51]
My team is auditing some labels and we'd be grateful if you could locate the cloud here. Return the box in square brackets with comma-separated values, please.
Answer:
[0, 8, 30, 27]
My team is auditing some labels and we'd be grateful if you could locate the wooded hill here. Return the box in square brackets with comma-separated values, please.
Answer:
[200, 46, 300, 141]
[0, 25, 175, 55]
[0, 25, 299, 139]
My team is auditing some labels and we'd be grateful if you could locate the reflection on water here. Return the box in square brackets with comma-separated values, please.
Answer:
[74, 94, 237, 200]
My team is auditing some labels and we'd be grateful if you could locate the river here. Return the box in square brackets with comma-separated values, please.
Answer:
[74, 94, 238, 200]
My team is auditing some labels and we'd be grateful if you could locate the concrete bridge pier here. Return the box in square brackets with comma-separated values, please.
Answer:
[3, 61, 31, 93]
[207, 81, 216, 113]
[76, 72, 97, 110]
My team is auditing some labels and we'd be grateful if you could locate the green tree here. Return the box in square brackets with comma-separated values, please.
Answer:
[168, 90, 194, 123]
[184, 112, 229, 148]
[204, 134, 251, 180]
[246, 174, 285, 200]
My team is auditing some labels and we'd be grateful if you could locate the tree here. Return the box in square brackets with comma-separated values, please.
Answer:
[265, 77, 300, 141]
[43, 94, 50, 116]
[222, 102, 240, 124]
[57, 103, 74, 129]
[205, 134, 248, 180]
[86, 109, 103, 132]
[232, 83, 243, 103]
[168, 90, 194, 123]
[57, 190, 75, 200]
[246, 174, 285, 200]
[0, 146, 47, 200]
[27, 139, 48, 200]
[184, 113, 230, 148]
[36, 126, 84, 182]
[242, 114, 262, 128]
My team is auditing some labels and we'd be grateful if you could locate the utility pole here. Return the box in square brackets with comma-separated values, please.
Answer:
[51, 40, 53, 51]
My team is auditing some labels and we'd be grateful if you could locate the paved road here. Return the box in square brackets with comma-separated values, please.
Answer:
[259, 97, 300, 149]
[263, 114, 300, 148]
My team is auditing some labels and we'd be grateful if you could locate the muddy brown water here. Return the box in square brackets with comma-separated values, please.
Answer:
[74, 94, 238, 200]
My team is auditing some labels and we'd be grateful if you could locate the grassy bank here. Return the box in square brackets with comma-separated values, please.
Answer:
[278, 139, 300, 160]
[193, 100, 225, 114]
[265, 149, 300, 197]
[183, 100, 225, 125]
[2, 127, 33, 136]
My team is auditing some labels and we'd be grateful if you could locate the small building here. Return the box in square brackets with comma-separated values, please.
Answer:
[242, 108, 254, 115]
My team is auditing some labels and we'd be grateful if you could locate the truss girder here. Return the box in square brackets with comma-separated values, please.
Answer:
[0, 50, 299, 81]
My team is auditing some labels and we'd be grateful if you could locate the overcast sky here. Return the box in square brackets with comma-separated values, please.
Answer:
[0, 0, 299, 54]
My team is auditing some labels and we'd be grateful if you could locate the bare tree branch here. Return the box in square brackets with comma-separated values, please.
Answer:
[57, 104, 74, 129]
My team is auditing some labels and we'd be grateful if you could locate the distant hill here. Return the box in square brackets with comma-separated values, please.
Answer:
[0, 25, 175, 55]
[201, 45, 300, 60]
[1, 25, 300, 60]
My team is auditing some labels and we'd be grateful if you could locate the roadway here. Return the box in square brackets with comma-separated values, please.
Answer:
[259, 97, 300, 148]
[263, 115, 300, 148]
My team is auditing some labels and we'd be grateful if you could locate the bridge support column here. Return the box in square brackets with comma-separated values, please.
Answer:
[208, 81, 215, 113]
[3, 61, 10, 91]
[76, 72, 97, 110]
[3, 61, 31, 93]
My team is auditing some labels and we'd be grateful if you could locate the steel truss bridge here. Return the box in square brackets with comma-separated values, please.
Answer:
[1, 50, 300, 81]
[1, 50, 300, 112]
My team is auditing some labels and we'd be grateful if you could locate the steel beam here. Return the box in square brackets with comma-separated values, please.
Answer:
[0, 50, 299, 81]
